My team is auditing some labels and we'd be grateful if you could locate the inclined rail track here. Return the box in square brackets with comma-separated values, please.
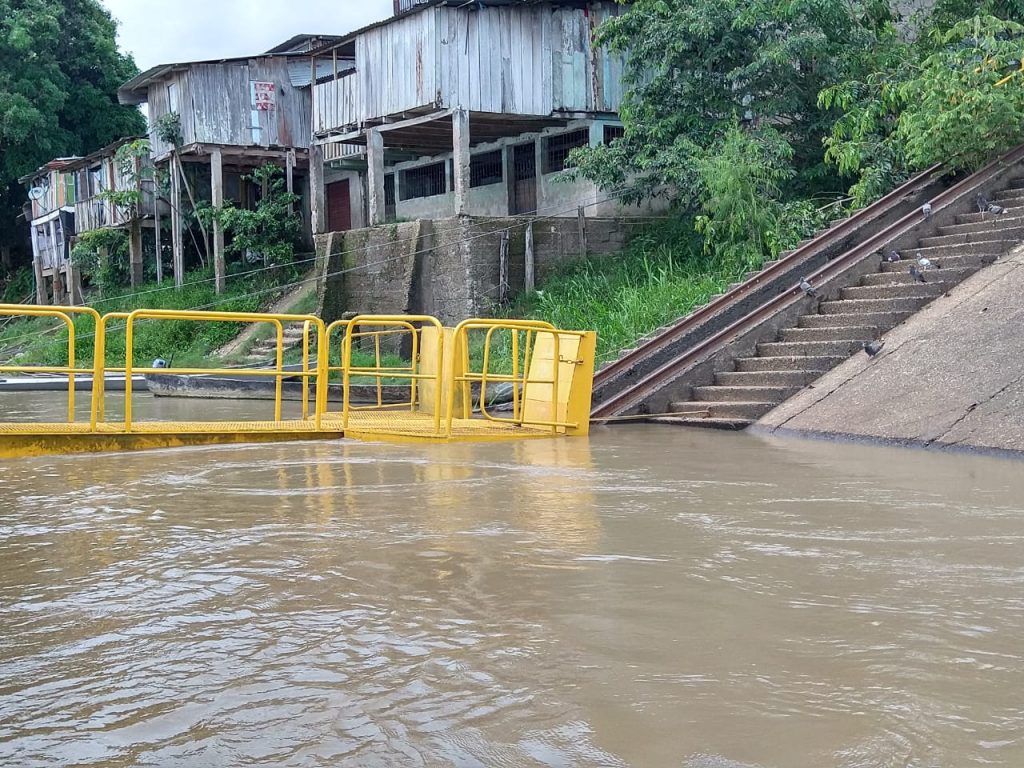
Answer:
[591, 145, 1024, 420]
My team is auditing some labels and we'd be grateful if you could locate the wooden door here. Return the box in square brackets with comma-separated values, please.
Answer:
[326, 179, 352, 232]
[510, 144, 537, 215]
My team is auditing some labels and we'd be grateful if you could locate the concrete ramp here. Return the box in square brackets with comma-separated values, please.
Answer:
[756, 245, 1024, 455]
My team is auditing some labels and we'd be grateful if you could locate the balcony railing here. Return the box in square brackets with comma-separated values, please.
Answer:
[313, 75, 361, 135]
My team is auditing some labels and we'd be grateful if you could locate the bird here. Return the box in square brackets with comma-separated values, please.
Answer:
[977, 193, 1007, 216]
[886, 250, 901, 262]
[909, 264, 926, 283]
[922, 202, 932, 219]
[863, 340, 884, 357]
[799, 276, 818, 298]
[917, 252, 940, 269]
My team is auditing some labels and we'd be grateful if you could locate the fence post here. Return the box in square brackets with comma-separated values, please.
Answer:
[577, 206, 587, 260]
[524, 222, 535, 294]
[499, 229, 510, 305]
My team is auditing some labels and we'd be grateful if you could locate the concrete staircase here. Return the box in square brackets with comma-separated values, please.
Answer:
[244, 326, 309, 365]
[660, 180, 1024, 429]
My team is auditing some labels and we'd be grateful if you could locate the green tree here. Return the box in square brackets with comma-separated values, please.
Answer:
[0, 0, 145, 266]
[569, 0, 878, 208]
[821, 2, 1024, 205]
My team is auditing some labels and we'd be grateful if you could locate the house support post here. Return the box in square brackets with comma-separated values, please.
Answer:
[452, 108, 470, 216]
[211, 148, 226, 294]
[170, 156, 184, 287]
[154, 202, 163, 284]
[30, 227, 47, 305]
[367, 129, 386, 226]
[67, 261, 83, 305]
[129, 219, 144, 288]
[524, 221, 535, 294]
[310, 143, 326, 234]
[285, 148, 295, 215]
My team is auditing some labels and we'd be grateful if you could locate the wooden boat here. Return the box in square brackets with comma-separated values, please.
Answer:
[144, 371, 407, 404]
[0, 373, 147, 393]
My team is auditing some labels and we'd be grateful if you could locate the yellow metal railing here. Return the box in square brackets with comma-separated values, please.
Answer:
[0, 306, 594, 440]
[0, 304, 102, 424]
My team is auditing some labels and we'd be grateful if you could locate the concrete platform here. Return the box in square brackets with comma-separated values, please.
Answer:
[0, 412, 556, 458]
[757, 245, 1024, 456]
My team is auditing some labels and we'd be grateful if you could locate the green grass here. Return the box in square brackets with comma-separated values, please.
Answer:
[499, 222, 758, 366]
[0, 265, 303, 369]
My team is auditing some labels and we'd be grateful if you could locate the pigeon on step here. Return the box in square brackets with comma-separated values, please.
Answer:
[917, 252, 940, 269]
[909, 264, 926, 282]
[799, 276, 818, 298]
[886, 250, 901, 262]
[977, 192, 1007, 216]
[922, 202, 932, 219]
[863, 340, 885, 357]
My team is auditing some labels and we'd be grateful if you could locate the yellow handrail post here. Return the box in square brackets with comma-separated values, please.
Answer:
[273, 319, 284, 422]
[124, 311, 136, 432]
[301, 320, 311, 420]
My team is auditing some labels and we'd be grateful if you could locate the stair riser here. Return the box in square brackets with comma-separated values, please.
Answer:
[692, 385, 800, 403]
[779, 326, 877, 342]
[798, 311, 912, 328]
[757, 340, 865, 357]
[936, 216, 1024, 236]
[861, 268, 971, 286]
[819, 297, 931, 314]
[735, 355, 846, 372]
[841, 284, 946, 300]
[956, 206, 1024, 224]
[919, 229, 1024, 248]
[880, 253, 997, 272]
[669, 401, 778, 420]
[992, 188, 1024, 202]
[715, 370, 825, 387]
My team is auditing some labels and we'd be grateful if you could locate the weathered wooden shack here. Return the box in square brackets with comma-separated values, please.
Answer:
[20, 159, 82, 305]
[117, 35, 339, 291]
[308, 0, 642, 232]
[62, 138, 158, 288]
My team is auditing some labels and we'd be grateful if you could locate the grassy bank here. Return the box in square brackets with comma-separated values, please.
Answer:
[0, 265, 304, 369]
[502, 222, 763, 365]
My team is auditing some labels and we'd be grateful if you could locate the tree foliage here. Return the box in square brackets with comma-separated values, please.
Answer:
[196, 164, 303, 268]
[0, 0, 145, 258]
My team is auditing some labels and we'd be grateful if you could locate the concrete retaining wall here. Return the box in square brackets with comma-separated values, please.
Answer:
[316, 215, 648, 326]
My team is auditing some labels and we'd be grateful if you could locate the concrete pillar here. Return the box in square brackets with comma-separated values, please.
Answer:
[534, 138, 545, 215]
[129, 219, 144, 288]
[285, 148, 295, 215]
[170, 156, 184, 287]
[367, 129, 386, 227]
[310, 143, 326, 234]
[452, 108, 471, 216]
[211, 148, 225, 294]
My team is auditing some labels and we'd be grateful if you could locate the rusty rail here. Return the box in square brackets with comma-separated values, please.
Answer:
[592, 144, 1024, 420]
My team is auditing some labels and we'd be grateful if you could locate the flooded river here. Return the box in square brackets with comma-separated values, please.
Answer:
[2, 393, 1024, 766]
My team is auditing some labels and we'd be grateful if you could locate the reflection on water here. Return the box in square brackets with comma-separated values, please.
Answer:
[1, 393, 1024, 766]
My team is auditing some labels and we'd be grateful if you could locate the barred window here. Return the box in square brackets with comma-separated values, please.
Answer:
[542, 129, 590, 174]
[399, 162, 446, 201]
[603, 125, 625, 145]
[470, 150, 504, 188]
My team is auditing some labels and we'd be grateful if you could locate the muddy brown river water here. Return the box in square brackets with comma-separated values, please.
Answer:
[1, 392, 1023, 767]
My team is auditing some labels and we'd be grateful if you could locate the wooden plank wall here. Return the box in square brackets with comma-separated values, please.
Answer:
[147, 59, 312, 154]
[312, 2, 624, 136]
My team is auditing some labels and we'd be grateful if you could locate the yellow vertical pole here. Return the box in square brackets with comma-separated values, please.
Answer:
[374, 332, 383, 408]
[301, 320, 311, 420]
[90, 315, 105, 432]
[66, 320, 76, 423]
[511, 329, 520, 422]
[124, 314, 134, 432]
[274, 320, 284, 422]
[342, 322, 353, 429]
[550, 332, 560, 435]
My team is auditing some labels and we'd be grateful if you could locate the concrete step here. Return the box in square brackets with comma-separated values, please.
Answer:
[937, 214, 1024, 236]
[911, 241, 1016, 260]
[798, 310, 912, 328]
[992, 187, 1024, 202]
[1005, 178, 1024, 190]
[819, 297, 932, 315]
[841, 282, 946, 300]
[861, 267, 972, 286]
[756, 339, 866, 357]
[956, 204, 1024, 224]
[692, 385, 800, 403]
[880, 251, 999, 272]
[715, 369, 826, 387]
[735, 354, 846, 372]
[778, 325, 877, 343]
[648, 415, 752, 430]
[920, 226, 1024, 248]
[668, 400, 778, 420]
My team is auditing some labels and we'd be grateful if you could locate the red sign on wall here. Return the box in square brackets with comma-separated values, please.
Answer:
[253, 81, 276, 111]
